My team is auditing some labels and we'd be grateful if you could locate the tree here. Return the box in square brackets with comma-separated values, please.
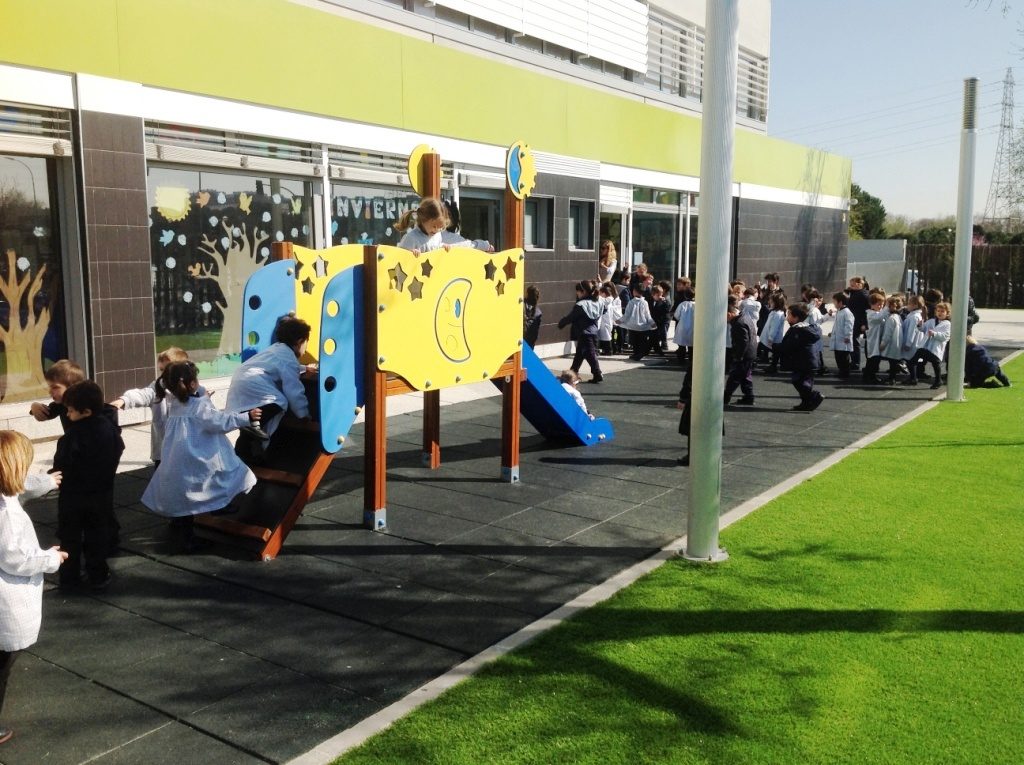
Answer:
[190, 220, 269, 357]
[0, 248, 50, 401]
[849, 183, 887, 240]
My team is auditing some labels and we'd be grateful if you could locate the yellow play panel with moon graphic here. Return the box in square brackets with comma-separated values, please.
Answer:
[375, 245, 524, 391]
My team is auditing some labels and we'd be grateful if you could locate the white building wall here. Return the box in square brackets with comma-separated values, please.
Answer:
[651, 0, 771, 56]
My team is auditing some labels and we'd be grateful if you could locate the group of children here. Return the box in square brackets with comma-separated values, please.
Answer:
[17, 317, 316, 586]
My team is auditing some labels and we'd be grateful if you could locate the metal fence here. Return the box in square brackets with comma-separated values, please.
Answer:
[904, 244, 1024, 308]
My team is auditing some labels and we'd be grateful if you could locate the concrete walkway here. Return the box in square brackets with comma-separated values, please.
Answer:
[5, 315, 1022, 764]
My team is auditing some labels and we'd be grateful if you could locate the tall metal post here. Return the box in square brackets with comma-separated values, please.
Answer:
[947, 78, 978, 403]
[683, 0, 739, 563]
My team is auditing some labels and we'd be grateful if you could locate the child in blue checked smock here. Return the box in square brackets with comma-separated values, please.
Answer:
[142, 362, 262, 552]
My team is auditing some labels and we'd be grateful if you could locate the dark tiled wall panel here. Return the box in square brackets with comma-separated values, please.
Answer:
[735, 199, 848, 299]
[525, 173, 601, 346]
[80, 111, 156, 397]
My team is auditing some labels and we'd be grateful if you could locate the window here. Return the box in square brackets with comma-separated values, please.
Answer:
[569, 200, 594, 250]
[457, 190, 501, 248]
[0, 154, 66, 403]
[330, 183, 421, 247]
[146, 166, 313, 377]
[524, 197, 553, 249]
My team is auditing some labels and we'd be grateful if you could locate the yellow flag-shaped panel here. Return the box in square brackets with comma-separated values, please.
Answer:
[376, 245, 524, 391]
[291, 243, 364, 362]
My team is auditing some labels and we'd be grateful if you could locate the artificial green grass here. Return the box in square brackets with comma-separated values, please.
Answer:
[337, 355, 1024, 765]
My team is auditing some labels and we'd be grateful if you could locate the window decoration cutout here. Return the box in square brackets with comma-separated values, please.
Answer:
[0, 249, 51, 400]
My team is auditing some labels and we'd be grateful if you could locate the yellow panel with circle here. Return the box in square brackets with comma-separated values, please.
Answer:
[375, 245, 524, 391]
[290, 243, 364, 362]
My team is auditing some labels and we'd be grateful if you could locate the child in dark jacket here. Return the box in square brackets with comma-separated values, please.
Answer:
[557, 280, 604, 383]
[51, 381, 124, 591]
[724, 295, 758, 406]
[780, 302, 824, 411]
[964, 336, 1011, 387]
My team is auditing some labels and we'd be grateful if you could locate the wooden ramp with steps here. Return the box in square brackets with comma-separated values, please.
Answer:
[195, 417, 334, 560]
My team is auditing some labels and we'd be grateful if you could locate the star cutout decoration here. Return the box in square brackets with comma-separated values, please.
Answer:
[421, 259, 433, 278]
[408, 277, 424, 301]
[301, 276, 315, 295]
[388, 261, 407, 292]
[313, 255, 329, 279]
[502, 257, 517, 281]
[484, 260, 497, 281]
[495, 280, 505, 296]
[293, 261, 303, 280]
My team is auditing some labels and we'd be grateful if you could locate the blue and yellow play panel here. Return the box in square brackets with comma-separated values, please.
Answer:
[374, 245, 524, 392]
[318, 266, 364, 454]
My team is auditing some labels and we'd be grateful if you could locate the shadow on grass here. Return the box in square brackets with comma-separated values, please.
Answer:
[569, 607, 1024, 635]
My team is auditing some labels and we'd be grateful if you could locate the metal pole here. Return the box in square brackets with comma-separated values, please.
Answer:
[683, 0, 739, 563]
[947, 77, 978, 403]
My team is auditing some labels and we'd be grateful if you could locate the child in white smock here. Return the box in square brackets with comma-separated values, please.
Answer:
[0, 430, 68, 744]
[396, 197, 492, 254]
[905, 302, 952, 389]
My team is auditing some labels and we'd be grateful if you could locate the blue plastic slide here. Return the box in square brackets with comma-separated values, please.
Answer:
[505, 345, 615, 446]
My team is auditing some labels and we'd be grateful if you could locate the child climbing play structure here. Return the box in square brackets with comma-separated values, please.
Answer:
[195, 143, 614, 560]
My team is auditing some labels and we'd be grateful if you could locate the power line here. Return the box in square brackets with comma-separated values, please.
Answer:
[852, 124, 1000, 162]
[770, 80, 1005, 139]
[801, 104, 1003, 151]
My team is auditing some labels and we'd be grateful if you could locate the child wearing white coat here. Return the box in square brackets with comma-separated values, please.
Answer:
[597, 282, 622, 356]
[0, 431, 68, 745]
[862, 293, 888, 383]
[901, 295, 926, 365]
[760, 293, 787, 374]
[142, 362, 262, 552]
[879, 295, 904, 384]
[673, 293, 695, 366]
[829, 291, 854, 378]
[905, 302, 952, 389]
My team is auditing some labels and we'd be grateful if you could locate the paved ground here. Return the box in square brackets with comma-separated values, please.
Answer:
[4, 318, 1021, 764]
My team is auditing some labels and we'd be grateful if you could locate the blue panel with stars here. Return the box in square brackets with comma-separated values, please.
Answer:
[318, 265, 365, 454]
[240, 260, 297, 362]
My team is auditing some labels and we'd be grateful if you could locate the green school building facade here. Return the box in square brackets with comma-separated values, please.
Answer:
[0, 0, 850, 423]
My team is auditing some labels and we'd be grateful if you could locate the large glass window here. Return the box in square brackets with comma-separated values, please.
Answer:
[524, 197, 553, 249]
[457, 189, 501, 248]
[330, 183, 420, 247]
[569, 200, 595, 250]
[147, 166, 313, 377]
[0, 154, 65, 403]
[632, 210, 679, 285]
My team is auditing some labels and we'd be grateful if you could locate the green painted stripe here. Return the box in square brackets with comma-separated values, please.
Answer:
[0, 0, 850, 198]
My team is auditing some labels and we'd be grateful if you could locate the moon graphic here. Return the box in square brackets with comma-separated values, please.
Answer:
[505, 141, 537, 200]
[434, 278, 472, 363]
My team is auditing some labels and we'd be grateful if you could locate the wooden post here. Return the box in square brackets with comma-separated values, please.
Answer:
[363, 244, 387, 529]
[501, 192, 525, 482]
[422, 153, 443, 468]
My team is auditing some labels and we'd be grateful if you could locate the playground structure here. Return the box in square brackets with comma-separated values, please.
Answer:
[195, 144, 614, 559]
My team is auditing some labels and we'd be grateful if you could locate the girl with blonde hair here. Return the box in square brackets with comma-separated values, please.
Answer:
[0, 430, 67, 745]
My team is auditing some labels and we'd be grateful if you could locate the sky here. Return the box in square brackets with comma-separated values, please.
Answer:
[769, 0, 1022, 221]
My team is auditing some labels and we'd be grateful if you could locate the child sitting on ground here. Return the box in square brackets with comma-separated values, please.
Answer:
[227, 316, 313, 463]
[559, 370, 595, 419]
[964, 335, 1011, 388]
[142, 362, 262, 553]
[52, 381, 124, 591]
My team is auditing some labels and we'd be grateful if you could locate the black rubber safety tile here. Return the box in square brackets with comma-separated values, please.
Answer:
[489, 506, 605, 543]
[88, 722, 266, 765]
[1, 654, 170, 765]
[184, 667, 381, 763]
